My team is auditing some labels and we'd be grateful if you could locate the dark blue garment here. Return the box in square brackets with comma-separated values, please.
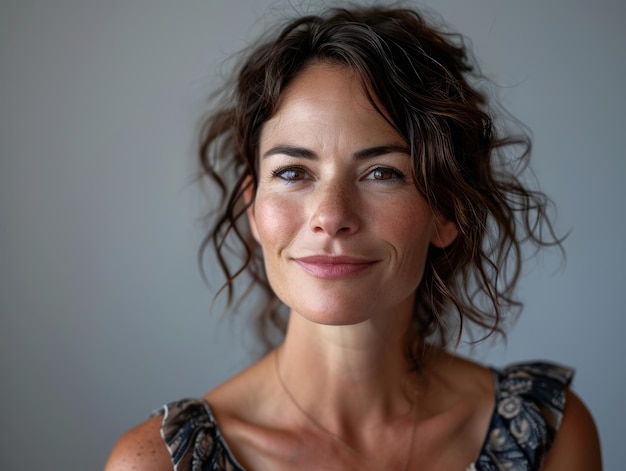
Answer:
[472, 362, 573, 470]
[153, 362, 572, 470]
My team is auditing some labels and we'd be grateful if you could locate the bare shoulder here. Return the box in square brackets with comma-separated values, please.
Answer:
[204, 353, 277, 419]
[425, 347, 494, 395]
[104, 414, 172, 471]
[542, 389, 602, 470]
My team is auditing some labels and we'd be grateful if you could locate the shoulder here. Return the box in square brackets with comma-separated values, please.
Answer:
[478, 361, 601, 470]
[541, 388, 602, 470]
[104, 414, 172, 471]
[105, 399, 232, 471]
[493, 361, 574, 427]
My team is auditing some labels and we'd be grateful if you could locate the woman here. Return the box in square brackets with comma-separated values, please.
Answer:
[106, 5, 601, 470]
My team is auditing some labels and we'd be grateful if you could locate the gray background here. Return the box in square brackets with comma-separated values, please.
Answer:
[1, 0, 623, 469]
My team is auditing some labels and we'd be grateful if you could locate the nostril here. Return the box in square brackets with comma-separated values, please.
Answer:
[309, 207, 359, 237]
[307, 185, 360, 237]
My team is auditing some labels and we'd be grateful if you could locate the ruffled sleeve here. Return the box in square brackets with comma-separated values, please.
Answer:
[473, 362, 574, 471]
[151, 398, 245, 471]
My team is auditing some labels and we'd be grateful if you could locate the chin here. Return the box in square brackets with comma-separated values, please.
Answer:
[287, 297, 395, 327]
[299, 311, 372, 327]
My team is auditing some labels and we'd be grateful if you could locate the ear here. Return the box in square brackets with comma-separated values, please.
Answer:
[243, 177, 260, 244]
[430, 214, 458, 249]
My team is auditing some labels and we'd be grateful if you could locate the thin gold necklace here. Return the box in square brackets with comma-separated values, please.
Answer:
[273, 349, 418, 470]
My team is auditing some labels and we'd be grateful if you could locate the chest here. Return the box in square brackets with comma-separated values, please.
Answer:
[228, 408, 485, 471]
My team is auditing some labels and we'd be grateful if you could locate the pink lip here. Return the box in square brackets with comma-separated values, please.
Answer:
[294, 255, 378, 279]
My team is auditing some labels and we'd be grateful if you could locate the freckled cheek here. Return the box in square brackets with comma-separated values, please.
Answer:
[376, 204, 434, 247]
[253, 196, 302, 249]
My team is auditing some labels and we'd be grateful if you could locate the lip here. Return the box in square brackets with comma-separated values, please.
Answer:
[293, 255, 378, 279]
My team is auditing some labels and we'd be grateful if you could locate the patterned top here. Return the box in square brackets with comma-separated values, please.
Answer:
[152, 362, 573, 471]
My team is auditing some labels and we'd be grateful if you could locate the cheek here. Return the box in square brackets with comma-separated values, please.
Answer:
[378, 202, 436, 279]
[379, 200, 435, 247]
[252, 195, 301, 249]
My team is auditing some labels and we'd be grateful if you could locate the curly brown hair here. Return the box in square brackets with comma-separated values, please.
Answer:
[197, 5, 562, 355]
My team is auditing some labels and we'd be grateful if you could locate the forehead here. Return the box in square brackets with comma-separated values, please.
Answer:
[260, 64, 404, 147]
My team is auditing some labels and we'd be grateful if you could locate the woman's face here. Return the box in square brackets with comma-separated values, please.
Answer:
[247, 64, 457, 326]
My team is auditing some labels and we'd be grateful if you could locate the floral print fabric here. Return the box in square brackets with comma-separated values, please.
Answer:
[153, 362, 572, 470]
[472, 362, 573, 470]
[154, 399, 244, 471]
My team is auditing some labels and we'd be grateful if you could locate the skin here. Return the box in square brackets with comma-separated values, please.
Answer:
[105, 64, 601, 470]
[249, 63, 457, 329]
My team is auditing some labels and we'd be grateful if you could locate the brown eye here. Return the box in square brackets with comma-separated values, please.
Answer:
[272, 166, 308, 182]
[373, 169, 390, 180]
[366, 167, 405, 182]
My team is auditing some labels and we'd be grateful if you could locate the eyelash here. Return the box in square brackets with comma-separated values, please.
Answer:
[270, 166, 407, 183]
[271, 166, 308, 182]
[366, 167, 406, 182]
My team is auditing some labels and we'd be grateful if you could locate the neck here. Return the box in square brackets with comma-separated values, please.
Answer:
[276, 302, 420, 432]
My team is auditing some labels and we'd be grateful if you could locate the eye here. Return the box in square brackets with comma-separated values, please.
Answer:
[271, 166, 309, 182]
[365, 167, 406, 182]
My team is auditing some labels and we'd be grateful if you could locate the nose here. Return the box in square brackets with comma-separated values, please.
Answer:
[308, 182, 360, 237]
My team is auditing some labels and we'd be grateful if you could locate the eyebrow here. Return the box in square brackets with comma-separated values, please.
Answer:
[262, 144, 410, 160]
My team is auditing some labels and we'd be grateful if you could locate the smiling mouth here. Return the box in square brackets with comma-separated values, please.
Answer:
[293, 255, 378, 279]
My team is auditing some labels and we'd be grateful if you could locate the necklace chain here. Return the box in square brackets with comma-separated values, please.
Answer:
[273, 350, 417, 471]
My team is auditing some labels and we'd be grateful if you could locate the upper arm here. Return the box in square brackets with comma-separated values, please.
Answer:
[541, 389, 602, 470]
[104, 415, 172, 471]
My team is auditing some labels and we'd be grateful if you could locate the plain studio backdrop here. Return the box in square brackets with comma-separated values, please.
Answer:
[1, 0, 623, 469]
